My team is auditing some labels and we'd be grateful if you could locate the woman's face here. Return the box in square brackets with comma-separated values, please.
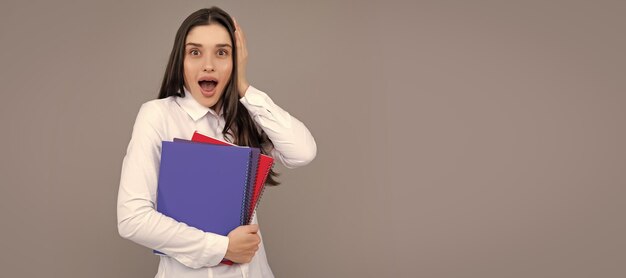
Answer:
[183, 24, 233, 109]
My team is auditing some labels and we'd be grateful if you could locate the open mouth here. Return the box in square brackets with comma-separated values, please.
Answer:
[198, 80, 218, 92]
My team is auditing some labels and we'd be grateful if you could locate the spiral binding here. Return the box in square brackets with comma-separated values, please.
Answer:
[247, 159, 274, 224]
[240, 151, 252, 226]
[245, 154, 259, 224]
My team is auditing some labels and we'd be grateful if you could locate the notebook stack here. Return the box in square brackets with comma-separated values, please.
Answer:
[153, 131, 274, 265]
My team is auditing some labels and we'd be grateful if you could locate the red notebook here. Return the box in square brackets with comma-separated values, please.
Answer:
[191, 131, 274, 266]
[191, 131, 273, 224]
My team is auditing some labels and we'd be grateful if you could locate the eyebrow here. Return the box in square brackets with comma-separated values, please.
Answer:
[185, 42, 232, 48]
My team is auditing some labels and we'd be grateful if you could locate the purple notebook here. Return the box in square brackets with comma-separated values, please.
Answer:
[153, 140, 254, 255]
[172, 138, 261, 224]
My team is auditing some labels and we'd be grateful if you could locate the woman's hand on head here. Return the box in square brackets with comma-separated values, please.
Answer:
[224, 224, 261, 263]
[233, 17, 250, 98]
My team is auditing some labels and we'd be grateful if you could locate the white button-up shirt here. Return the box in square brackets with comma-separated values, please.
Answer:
[117, 86, 317, 278]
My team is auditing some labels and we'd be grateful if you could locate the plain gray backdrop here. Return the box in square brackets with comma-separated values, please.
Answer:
[1, 0, 625, 277]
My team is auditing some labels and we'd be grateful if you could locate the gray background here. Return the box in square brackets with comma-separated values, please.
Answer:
[1, 0, 625, 277]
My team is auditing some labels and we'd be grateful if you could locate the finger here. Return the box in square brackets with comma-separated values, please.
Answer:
[232, 18, 241, 44]
[234, 24, 243, 49]
[234, 18, 245, 46]
[237, 32, 247, 58]
[233, 19, 246, 46]
[246, 224, 259, 233]
[239, 25, 247, 46]
[237, 29, 244, 50]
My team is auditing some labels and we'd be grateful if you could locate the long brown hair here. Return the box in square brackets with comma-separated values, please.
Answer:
[158, 7, 279, 186]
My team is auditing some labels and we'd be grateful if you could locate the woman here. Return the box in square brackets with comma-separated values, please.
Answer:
[117, 7, 316, 278]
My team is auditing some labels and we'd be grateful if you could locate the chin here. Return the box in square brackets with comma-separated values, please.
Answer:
[207, 101, 220, 109]
[198, 97, 219, 108]
[189, 88, 219, 108]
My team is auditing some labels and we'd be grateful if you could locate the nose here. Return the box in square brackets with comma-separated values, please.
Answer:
[203, 59, 215, 72]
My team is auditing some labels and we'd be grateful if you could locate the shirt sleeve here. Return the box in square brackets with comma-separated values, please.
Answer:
[116, 101, 229, 269]
[239, 86, 317, 169]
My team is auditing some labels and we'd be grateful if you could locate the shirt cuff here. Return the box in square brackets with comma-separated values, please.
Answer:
[239, 85, 291, 126]
[240, 85, 267, 108]
[199, 233, 230, 267]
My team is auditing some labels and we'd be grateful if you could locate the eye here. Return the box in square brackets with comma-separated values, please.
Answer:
[189, 49, 200, 56]
[217, 49, 229, 57]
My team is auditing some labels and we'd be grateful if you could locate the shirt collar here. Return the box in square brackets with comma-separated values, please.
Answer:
[175, 87, 222, 121]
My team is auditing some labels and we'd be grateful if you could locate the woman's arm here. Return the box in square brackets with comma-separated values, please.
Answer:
[233, 19, 317, 168]
[116, 102, 229, 269]
[239, 86, 317, 168]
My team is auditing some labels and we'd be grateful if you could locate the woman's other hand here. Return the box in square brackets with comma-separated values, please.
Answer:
[233, 17, 250, 98]
[224, 224, 261, 263]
